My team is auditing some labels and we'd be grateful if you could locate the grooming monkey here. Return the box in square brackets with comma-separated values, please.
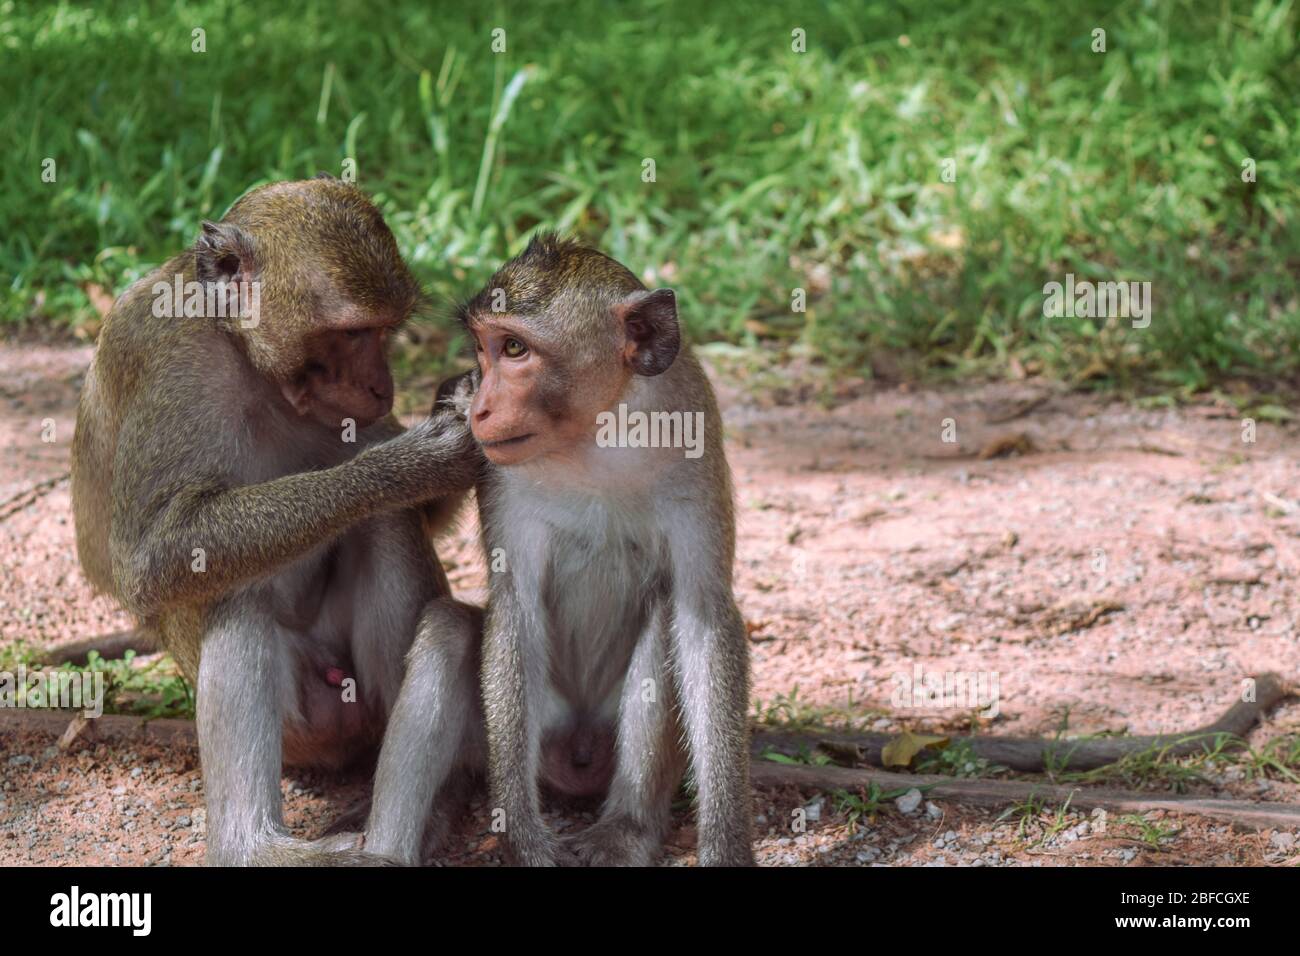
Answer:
[71, 177, 481, 865]
[366, 235, 753, 866]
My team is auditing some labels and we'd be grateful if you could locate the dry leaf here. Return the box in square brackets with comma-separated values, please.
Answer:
[881, 730, 949, 768]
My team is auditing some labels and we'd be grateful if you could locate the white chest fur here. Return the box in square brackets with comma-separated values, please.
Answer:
[494, 467, 665, 720]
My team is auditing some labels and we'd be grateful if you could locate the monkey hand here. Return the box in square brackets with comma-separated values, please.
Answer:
[377, 412, 482, 500]
[433, 367, 480, 419]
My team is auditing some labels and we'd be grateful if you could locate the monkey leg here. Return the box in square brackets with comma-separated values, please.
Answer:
[482, 592, 575, 866]
[196, 598, 388, 866]
[670, 596, 756, 867]
[418, 764, 483, 864]
[343, 513, 446, 719]
[567, 607, 687, 867]
[365, 598, 483, 865]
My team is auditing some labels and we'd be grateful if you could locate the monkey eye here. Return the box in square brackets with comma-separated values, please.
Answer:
[502, 337, 528, 359]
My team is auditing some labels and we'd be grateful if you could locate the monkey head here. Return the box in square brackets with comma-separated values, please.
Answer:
[193, 177, 423, 428]
[456, 234, 681, 466]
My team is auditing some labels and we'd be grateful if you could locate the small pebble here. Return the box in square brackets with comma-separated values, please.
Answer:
[895, 789, 923, 814]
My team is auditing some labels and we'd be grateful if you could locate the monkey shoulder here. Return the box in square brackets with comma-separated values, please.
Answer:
[100, 254, 197, 335]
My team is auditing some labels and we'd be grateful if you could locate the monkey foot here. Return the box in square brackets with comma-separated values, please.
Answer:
[503, 830, 582, 867]
[564, 818, 661, 867]
[242, 832, 397, 867]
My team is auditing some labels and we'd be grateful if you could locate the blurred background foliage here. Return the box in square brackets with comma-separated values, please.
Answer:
[1, 0, 1297, 391]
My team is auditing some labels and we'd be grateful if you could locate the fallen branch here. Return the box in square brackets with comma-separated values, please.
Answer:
[753, 672, 1288, 773]
[749, 761, 1300, 831]
[40, 628, 159, 666]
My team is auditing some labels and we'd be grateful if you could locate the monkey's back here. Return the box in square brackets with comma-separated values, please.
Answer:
[71, 255, 199, 629]
[71, 356, 116, 594]
[72, 267, 169, 595]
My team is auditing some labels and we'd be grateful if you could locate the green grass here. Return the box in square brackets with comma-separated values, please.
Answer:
[1117, 813, 1180, 849]
[996, 791, 1053, 840]
[832, 784, 921, 830]
[79, 649, 195, 719]
[0, 642, 194, 719]
[758, 744, 835, 766]
[915, 739, 1005, 778]
[752, 685, 882, 732]
[2, 0, 1297, 387]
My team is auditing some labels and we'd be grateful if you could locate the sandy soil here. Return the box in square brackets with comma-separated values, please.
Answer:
[2, 342, 1298, 866]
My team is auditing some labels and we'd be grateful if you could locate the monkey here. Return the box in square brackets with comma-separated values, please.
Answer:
[365, 234, 754, 866]
[70, 176, 482, 866]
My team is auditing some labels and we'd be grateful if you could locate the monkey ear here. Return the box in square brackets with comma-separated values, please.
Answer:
[618, 288, 680, 377]
[195, 220, 257, 285]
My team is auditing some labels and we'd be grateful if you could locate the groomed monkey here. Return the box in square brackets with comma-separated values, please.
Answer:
[71, 177, 481, 865]
[366, 235, 753, 866]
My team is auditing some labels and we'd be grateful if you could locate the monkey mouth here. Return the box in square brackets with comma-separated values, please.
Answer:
[480, 433, 534, 449]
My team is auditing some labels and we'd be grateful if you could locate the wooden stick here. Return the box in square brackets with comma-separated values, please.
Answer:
[753, 672, 1289, 773]
[39, 628, 159, 666]
[750, 761, 1300, 831]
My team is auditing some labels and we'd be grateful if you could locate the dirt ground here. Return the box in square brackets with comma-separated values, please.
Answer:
[2, 342, 1299, 866]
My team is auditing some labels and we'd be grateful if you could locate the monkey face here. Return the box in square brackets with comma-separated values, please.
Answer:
[467, 319, 565, 466]
[193, 178, 423, 432]
[462, 309, 680, 469]
[465, 306, 650, 468]
[281, 326, 395, 429]
[457, 236, 684, 468]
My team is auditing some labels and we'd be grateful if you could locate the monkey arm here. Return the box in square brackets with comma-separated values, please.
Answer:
[419, 369, 484, 534]
[108, 416, 478, 618]
[366, 413, 475, 537]
[662, 494, 755, 866]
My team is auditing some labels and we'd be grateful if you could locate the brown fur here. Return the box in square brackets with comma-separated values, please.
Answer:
[71, 178, 481, 865]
